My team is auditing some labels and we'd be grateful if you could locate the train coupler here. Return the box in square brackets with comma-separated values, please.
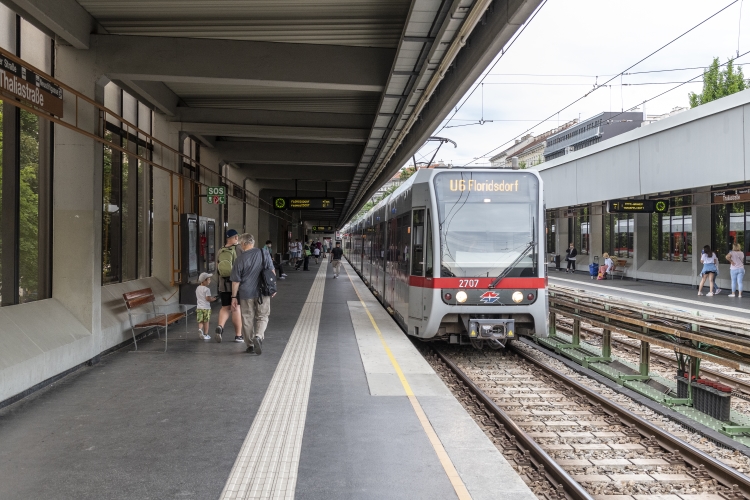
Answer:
[468, 318, 515, 340]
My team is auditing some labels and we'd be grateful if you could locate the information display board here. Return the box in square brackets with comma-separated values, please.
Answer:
[0, 49, 64, 117]
[607, 199, 669, 214]
[273, 197, 335, 210]
[311, 225, 334, 233]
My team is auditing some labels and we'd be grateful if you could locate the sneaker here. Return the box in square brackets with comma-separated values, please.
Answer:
[728, 293, 736, 298]
[281, 273, 287, 277]
[333, 275, 337, 279]
[279, 276, 286, 280]
[707, 292, 714, 297]
[198, 328, 204, 339]
[246, 345, 255, 353]
[202, 334, 212, 340]
[253, 336, 262, 355]
[715, 288, 722, 295]
[234, 336, 243, 343]
[214, 326, 223, 343]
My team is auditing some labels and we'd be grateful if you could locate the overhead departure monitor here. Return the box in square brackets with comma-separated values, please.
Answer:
[273, 197, 335, 210]
[607, 199, 669, 214]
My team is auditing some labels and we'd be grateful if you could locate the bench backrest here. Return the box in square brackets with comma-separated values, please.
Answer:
[123, 288, 156, 310]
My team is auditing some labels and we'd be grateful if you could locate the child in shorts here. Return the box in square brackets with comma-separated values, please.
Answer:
[196, 272, 216, 340]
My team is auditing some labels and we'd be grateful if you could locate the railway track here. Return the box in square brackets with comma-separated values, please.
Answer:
[419, 342, 750, 500]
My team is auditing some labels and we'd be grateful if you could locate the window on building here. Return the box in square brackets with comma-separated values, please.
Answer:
[545, 211, 556, 254]
[604, 213, 634, 258]
[568, 206, 590, 255]
[649, 196, 692, 262]
[102, 83, 153, 284]
[712, 197, 750, 262]
[1, 9, 54, 306]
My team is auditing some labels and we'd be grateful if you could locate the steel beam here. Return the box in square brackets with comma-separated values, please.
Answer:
[112, 79, 182, 116]
[237, 165, 353, 181]
[1, 0, 100, 49]
[172, 108, 374, 130]
[179, 123, 368, 145]
[216, 141, 362, 167]
[92, 35, 395, 92]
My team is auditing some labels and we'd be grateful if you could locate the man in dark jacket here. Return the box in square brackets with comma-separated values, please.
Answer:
[230, 233, 275, 355]
[565, 243, 577, 273]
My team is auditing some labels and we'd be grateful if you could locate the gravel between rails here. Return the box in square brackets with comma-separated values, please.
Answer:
[424, 342, 750, 500]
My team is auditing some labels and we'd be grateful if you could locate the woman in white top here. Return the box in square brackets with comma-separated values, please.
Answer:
[726, 243, 745, 298]
[602, 252, 614, 277]
[698, 245, 719, 296]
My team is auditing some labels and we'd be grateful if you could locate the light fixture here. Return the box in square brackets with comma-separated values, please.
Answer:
[512, 291, 524, 303]
[483, 198, 491, 203]
[456, 290, 468, 303]
[444, 292, 452, 301]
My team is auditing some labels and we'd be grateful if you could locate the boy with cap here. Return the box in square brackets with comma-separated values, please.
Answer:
[196, 272, 216, 340]
[215, 229, 244, 343]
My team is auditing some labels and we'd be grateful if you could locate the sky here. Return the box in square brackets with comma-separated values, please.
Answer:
[410, 0, 750, 168]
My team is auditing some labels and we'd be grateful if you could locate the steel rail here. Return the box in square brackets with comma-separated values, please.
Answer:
[511, 342, 750, 499]
[431, 348, 593, 500]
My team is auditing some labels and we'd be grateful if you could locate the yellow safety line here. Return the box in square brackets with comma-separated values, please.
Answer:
[343, 264, 472, 500]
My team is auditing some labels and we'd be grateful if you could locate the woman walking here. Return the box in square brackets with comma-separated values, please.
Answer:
[726, 243, 745, 298]
[698, 245, 719, 296]
[565, 243, 577, 273]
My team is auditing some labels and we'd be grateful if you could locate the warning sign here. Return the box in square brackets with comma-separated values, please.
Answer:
[207, 186, 226, 204]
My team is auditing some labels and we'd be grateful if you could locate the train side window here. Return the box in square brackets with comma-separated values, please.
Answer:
[411, 209, 425, 275]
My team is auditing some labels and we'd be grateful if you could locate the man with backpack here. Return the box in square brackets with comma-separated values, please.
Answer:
[230, 233, 276, 355]
[215, 229, 244, 343]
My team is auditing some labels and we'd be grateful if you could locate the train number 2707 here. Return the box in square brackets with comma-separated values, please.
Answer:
[458, 279, 480, 288]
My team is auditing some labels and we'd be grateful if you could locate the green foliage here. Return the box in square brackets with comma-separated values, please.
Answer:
[19, 111, 40, 298]
[400, 166, 417, 180]
[689, 57, 747, 108]
[519, 161, 527, 170]
[354, 183, 400, 221]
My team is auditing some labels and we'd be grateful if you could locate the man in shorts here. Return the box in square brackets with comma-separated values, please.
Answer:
[215, 229, 244, 343]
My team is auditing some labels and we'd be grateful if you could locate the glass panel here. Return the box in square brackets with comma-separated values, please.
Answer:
[0, 4, 15, 53]
[425, 211, 433, 278]
[434, 172, 539, 278]
[102, 130, 121, 284]
[18, 110, 39, 302]
[411, 209, 424, 276]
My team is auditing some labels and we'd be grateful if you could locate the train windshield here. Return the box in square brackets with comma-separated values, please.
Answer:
[433, 171, 539, 278]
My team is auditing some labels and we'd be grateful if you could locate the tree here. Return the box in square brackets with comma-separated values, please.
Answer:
[689, 57, 747, 108]
[400, 166, 417, 180]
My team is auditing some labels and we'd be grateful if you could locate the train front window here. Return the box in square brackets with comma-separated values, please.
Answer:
[434, 172, 539, 278]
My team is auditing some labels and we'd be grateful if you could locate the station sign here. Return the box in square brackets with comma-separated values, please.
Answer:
[207, 186, 226, 204]
[713, 188, 750, 204]
[273, 197, 335, 210]
[0, 49, 64, 117]
[311, 225, 334, 233]
[607, 199, 669, 214]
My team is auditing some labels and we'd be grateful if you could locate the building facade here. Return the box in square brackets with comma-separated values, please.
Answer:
[543, 112, 644, 162]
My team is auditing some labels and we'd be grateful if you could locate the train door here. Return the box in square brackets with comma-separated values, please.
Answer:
[422, 209, 434, 323]
[409, 209, 426, 325]
[386, 217, 397, 306]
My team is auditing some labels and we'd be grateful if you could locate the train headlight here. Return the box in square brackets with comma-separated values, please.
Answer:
[512, 291, 524, 303]
[456, 291, 468, 303]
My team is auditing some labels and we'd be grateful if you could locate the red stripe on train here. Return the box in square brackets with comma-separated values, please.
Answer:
[408, 277, 547, 289]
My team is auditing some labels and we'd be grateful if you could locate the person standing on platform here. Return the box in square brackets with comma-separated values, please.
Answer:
[312, 243, 321, 264]
[565, 243, 577, 273]
[230, 233, 275, 355]
[215, 229, 244, 343]
[288, 239, 297, 268]
[196, 272, 217, 340]
[726, 243, 745, 298]
[698, 245, 719, 296]
[296, 240, 311, 271]
[263, 240, 287, 279]
[330, 241, 344, 278]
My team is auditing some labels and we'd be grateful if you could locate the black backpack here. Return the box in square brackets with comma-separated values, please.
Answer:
[258, 248, 278, 301]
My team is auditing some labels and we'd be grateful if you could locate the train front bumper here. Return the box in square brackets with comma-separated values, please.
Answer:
[468, 318, 515, 340]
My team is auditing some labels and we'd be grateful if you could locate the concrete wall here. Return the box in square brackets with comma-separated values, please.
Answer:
[535, 89, 750, 288]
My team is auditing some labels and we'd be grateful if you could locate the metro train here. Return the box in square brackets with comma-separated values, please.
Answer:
[341, 166, 549, 349]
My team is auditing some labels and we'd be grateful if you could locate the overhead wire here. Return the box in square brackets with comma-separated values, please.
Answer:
[465, 49, 750, 165]
[454, 0, 742, 166]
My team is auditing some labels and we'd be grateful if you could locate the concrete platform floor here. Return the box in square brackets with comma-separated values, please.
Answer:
[0, 258, 532, 500]
[550, 270, 750, 322]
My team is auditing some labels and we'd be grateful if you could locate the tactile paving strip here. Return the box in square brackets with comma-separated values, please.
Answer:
[220, 264, 327, 500]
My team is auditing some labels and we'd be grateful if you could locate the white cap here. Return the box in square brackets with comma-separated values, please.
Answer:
[198, 272, 213, 283]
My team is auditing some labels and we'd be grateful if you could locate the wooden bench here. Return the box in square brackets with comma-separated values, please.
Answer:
[123, 288, 192, 352]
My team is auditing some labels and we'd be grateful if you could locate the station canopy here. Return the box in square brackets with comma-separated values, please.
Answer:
[9, 0, 542, 224]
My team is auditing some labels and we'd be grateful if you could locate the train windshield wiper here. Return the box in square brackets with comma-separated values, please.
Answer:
[488, 240, 535, 289]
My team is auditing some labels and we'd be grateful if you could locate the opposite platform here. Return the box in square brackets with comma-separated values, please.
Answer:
[0, 257, 535, 500]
